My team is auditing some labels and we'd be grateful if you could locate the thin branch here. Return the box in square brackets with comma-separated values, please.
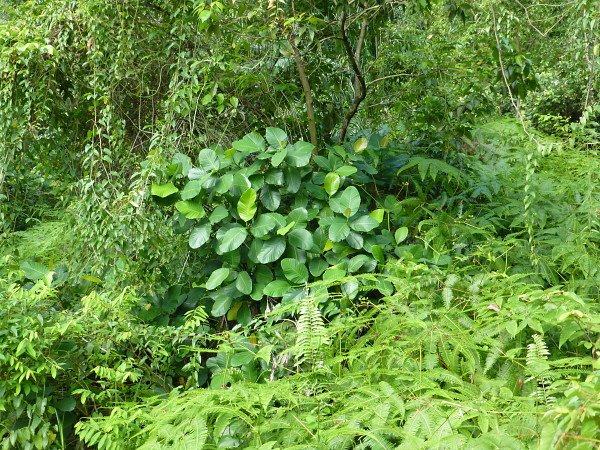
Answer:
[288, 30, 318, 152]
[339, 11, 367, 142]
[367, 73, 412, 87]
[353, 18, 368, 94]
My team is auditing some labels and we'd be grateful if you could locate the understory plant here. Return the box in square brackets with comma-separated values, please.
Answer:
[74, 259, 600, 449]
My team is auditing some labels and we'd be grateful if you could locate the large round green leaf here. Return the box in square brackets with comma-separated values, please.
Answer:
[256, 237, 286, 263]
[214, 173, 233, 194]
[350, 215, 379, 232]
[217, 226, 248, 254]
[348, 254, 372, 272]
[281, 258, 309, 283]
[395, 227, 409, 244]
[324, 172, 341, 196]
[254, 266, 273, 285]
[288, 229, 313, 250]
[329, 186, 361, 218]
[285, 141, 313, 167]
[263, 280, 291, 297]
[335, 165, 358, 177]
[260, 184, 281, 211]
[346, 231, 364, 249]
[209, 205, 229, 224]
[354, 137, 368, 153]
[266, 127, 288, 149]
[150, 183, 179, 198]
[206, 268, 230, 290]
[284, 166, 301, 193]
[211, 295, 233, 316]
[230, 173, 251, 197]
[180, 180, 202, 200]
[198, 148, 220, 172]
[328, 220, 351, 242]
[271, 148, 288, 167]
[251, 214, 278, 238]
[235, 271, 253, 295]
[176, 201, 206, 219]
[189, 222, 211, 249]
[237, 188, 257, 222]
[232, 132, 265, 153]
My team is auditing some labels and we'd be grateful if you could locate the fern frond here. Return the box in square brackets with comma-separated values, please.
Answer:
[296, 295, 329, 368]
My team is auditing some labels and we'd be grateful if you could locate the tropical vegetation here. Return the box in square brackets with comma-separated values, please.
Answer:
[1, 0, 599, 448]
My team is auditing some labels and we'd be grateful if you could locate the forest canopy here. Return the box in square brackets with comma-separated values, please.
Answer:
[1, 0, 599, 448]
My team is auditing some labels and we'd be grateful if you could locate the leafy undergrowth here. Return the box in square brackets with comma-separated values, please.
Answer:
[74, 265, 600, 449]
[1, 119, 600, 449]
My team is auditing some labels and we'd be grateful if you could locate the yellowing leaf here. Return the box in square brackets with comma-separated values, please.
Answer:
[354, 137, 368, 152]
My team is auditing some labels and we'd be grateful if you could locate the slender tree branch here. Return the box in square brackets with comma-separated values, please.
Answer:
[366, 73, 412, 87]
[353, 18, 368, 95]
[339, 11, 367, 142]
[287, 30, 318, 153]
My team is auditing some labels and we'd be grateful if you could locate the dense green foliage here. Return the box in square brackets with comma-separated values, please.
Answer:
[1, 0, 599, 448]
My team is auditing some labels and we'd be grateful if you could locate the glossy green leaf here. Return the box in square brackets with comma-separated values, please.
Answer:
[309, 258, 328, 277]
[371, 244, 385, 264]
[230, 173, 251, 197]
[266, 127, 288, 149]
[324, 172, 341, 196]
[250, 283, 266, 300]
[180, 180, 202, 200]
[354, 137, 368, 152]
[348, 254, 371, 272]
[395, 227, 409, 244]
[232, 132, 265, 153]
[214, 173, 233, 194]
[263, 280, 291, 297]
[176, 201, 205, 219]
[286, 141, 313, 167]
[265, 169, 285, 186]
[198, 148, 220, 172]
[370, 208, 385, 223]
[237, 188, 257, 222]
[281, 258, 309, 283]
[288, 229, 313, 250]
[323, 268, 346, 282]
[251, 214, 278, 237]
[189, 222, 211, 249]
[329, 221, 351, 242]
[256, 237, 286, 263]
[284, 166, 302, 193]
[235, 271, 253, 295]
[335, 165, 358, 176]
[236, 303, 252, 326]
[271, 148, 287, 167]
[211, 295, 233, 316]
[206, 268, 230, 290]
[218, 226, 248, 253]
[254, 266, 273, 285]
[350, 215, 379, 232]
[209, 205, 229, 223]
[260, 184, 281, 211]
[329, 186, 361, 218]
[150, 183, 178, 198]
[346, 231, 364, 249]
